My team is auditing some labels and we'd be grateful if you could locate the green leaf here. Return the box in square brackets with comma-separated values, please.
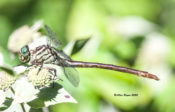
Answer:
[28, 83, 77, 109]
[27, 99, 45, 109]
[71, 38, 90, 55]
[0, 97, 13, 111]
[36, 83, 62, 101]
[0, 65, 14, 75]
[29, 108, 43, 112]
[0, 47, 20, 67]
[27, 83, 61, 108]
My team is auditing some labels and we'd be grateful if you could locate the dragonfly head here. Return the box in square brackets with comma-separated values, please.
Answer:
[19, 45, 30, 63]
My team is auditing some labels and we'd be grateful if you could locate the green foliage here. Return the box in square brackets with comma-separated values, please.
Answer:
[28, 83, 62, 108]
[71, 38, 90, 55]
[0, 98, 13, 111]
[0, 66, 14, 75]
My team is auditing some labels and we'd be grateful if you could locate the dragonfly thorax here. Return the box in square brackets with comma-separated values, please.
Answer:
[28, 44, 61, 65]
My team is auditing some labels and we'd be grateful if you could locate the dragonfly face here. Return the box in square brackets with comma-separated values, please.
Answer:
[19, 45, 30, 63]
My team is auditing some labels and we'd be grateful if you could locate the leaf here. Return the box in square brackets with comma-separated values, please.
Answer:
[71, 38, 90, 55]
[12, 77, 77, 109]
[28, 83, 77, 108]
[3, 103, 30, 112]
[0, 91, 6, 106]
[12, 77, 39, 105]
[0, 97, 13, 111]
[0, 47, 20, 66]
[29, 108, 43, 112]
[27, 99, 45, 109]
[0, 65, 14, 76]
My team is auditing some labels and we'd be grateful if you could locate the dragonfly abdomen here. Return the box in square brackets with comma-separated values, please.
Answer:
[66, 60, 159, 81]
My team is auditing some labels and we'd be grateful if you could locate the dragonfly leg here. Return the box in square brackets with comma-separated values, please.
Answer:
[47, 67, 63, 81]
[36, 64, 43, 75]
[46, 67, 57, 88]
[47, 68, 57, 80]
[48, 71, 55, 88]
[52, 69, 57, 80]
[46, 67, 64, 88]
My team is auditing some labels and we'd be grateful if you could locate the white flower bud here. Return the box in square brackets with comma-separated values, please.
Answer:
[8, 21, 43, 53]
[0, 71, 16, 91]
[27, 66, 53, 87]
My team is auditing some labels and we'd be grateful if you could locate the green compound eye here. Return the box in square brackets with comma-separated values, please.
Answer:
[21, 45, 29, 55]
[20, 45, 30, 63]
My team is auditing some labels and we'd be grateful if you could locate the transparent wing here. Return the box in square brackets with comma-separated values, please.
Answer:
[63, 67, 79, 87]
[54, 48, 80, 87]
[57, 50, 71, 60]
[44, 25, 62, 48]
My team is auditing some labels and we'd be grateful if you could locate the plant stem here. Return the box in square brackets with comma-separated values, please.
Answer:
[10, 87, 26, 112]
[20, 103, 26, 112]
[10, 87, 15, 94]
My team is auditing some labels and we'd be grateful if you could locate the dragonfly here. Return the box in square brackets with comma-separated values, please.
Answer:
[19, 25, 159, 87]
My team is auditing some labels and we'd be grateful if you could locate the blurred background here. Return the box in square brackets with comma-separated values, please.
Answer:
[0, 0, 175, 112]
